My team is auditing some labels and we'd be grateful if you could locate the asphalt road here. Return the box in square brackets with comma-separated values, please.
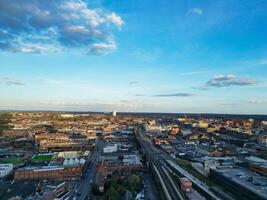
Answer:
[72, 137, 105, 200]
[143, 174, 159, 200]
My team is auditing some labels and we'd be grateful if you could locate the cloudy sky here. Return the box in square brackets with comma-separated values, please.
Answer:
[1, 0, 267, 114]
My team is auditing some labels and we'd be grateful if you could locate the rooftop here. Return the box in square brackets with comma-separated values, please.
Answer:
[215, 167, 267, 199]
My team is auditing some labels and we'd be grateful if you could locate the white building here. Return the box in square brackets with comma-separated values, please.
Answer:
[60, 114, 74, 118]
[63, 158, 86, 166]
[103, 144, 118, 153]
[123, 155, 141, 165]
[112, 111, 116, 117]
[259, 134, 267, 147]
[203, 156, 235, 173]
[245, 156, 267, 165]
[57, 151, 80, 159]
[0, 164, 13, 178]
[181, 129, 192, 136]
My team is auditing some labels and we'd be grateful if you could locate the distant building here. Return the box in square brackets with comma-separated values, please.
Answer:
[245, 156, 267, 177]
[198, 121, 209, 129]
[112, 111, 116, 117]
[123, 155, 141, 165]
[37, 134, 89, 151]
[160, 144, 176, 153]
[203, 156, 234, 173]
[96, 161, 144, 177]
[259, 134, 267, 147]
[181, 129, 192, 136]
[60, 114, 74, 118]
[57, 151, 81, 159]
[103, 144, 118, 153]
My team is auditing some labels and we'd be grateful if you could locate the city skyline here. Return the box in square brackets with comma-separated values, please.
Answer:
[1, 0, 267, 114]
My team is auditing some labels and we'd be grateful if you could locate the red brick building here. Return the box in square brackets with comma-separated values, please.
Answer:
[14, 165, 83, 181]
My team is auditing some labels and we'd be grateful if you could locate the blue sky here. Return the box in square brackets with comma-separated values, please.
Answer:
[1, 0, 267, 114]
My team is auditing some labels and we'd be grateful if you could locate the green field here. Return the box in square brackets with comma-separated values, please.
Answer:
[31, 154, 54, 162]
[0, 158, 24, 164]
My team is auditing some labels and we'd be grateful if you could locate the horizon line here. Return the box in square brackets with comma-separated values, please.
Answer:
[1, 109, 267, 117]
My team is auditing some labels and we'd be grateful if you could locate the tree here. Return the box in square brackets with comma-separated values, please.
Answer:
[125, 174, 142, 192]
[105, 186, 120, 200]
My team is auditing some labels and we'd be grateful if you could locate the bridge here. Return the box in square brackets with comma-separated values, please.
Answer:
[135, 125, 186, 200]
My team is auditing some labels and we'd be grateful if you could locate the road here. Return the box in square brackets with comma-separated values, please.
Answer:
[143, 174, 159, 200]
[71, 137, 105, 200]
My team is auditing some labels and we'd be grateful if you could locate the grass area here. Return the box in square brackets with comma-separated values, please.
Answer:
[0, 158, 25, 164]
[175, 159, 214, 186]
[31, 154, 54, 162]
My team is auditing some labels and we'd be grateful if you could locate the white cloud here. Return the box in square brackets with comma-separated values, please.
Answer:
[129, 81, 140, 85]
[247, 100, 267, 104]
[61, 1, 87, 10]
[131, 48, 161, 62]
[179, 70, 211, 76]
[205, 74, 258, 88]
[255, 58, 267, 66]
[0, 77, 25, 86]
[0, 100, 156, 112]
[194, 74, 260, 90]
[90, 42, 117, 54]
[152, 93, 194, 97]
[221, 100, 267, 106]
[188, 8, 203, 15]
[107, 12, 124, 27]
[0, 0, 123, 54]
[11, 43, 61, 54]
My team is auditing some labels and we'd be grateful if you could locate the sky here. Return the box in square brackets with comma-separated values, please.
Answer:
[0, 0, 267, 114]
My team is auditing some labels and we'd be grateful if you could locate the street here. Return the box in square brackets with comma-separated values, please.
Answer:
[143, 174, 159, 200]
[71, 137, 105, 200]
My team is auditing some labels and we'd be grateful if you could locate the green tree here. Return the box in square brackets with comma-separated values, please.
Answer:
[125, 174, 142, 192]
[105, 186, 120, 200]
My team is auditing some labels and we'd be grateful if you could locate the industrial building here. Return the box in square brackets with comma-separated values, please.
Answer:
[210, 167, 267, 200]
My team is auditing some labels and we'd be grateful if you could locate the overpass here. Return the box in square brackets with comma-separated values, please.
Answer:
[135, 124, 225, 200]
[135, 125, 186, 200]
